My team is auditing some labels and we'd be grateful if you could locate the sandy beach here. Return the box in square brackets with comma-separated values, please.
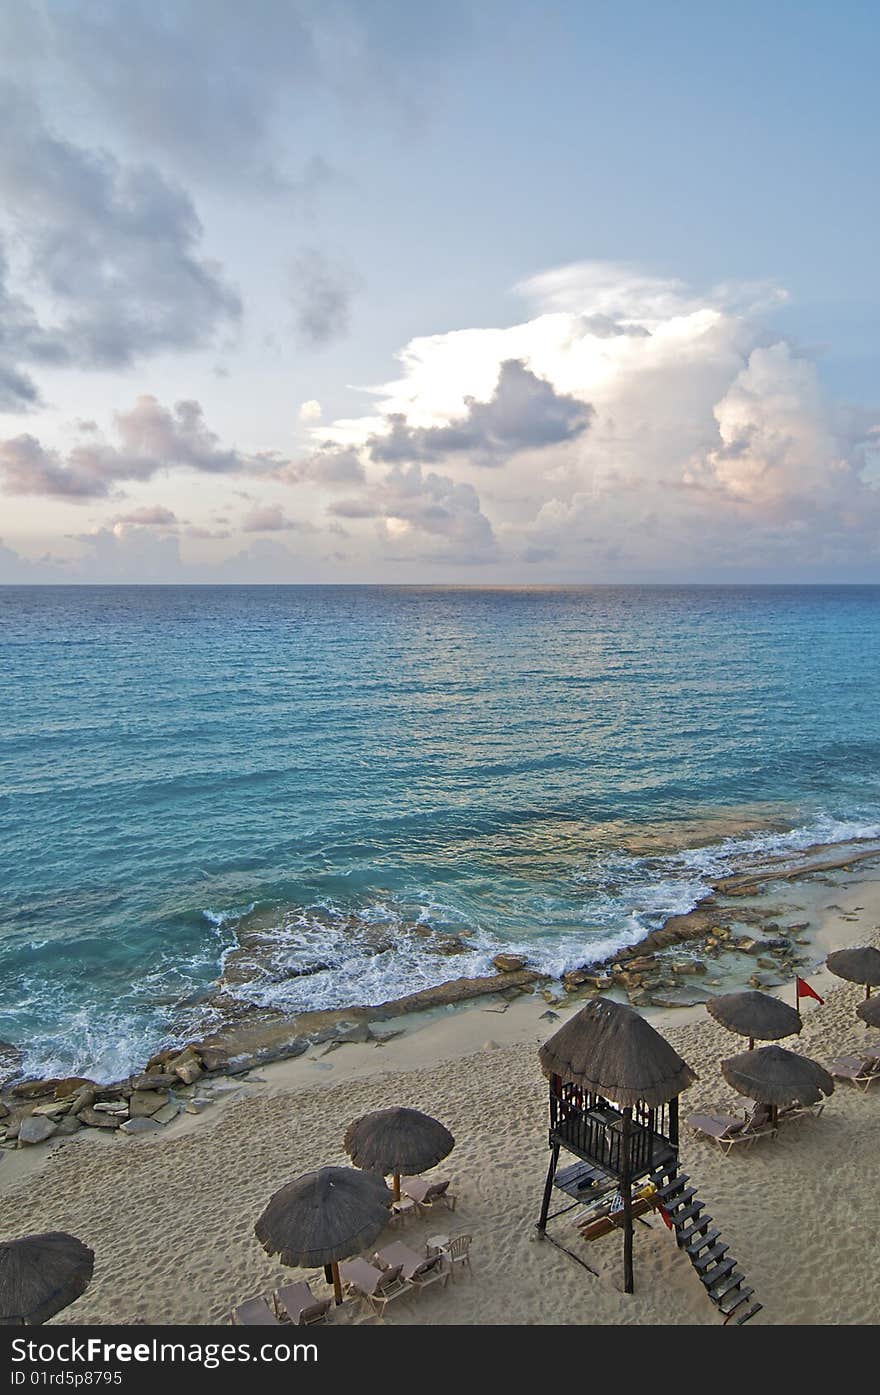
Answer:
[2, 863, 879, 1327]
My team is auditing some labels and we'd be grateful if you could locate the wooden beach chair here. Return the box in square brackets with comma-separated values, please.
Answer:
[273, 1281, 331, 1326]
[339, 1259, 408, 1316]
[829, 1055, 880, 1092]
[373, 1242, 450, 1294]
[406, 1252, 450, 1294]
[778, 1100, 825, 1122]
[402, 1175, 457, 1212]
[230, 1295, 280, 1325]
[686, 1107, 777, 1154]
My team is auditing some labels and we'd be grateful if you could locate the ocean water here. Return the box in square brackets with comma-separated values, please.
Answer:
[2, 584, 880, 1081]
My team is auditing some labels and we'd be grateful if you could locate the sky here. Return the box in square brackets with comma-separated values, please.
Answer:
[1, 0, 879, 584]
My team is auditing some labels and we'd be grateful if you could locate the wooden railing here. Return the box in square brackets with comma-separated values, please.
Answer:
[549, 1082, 670, 1180]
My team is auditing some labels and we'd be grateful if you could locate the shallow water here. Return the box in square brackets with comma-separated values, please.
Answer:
[2, 584, 880, 1078]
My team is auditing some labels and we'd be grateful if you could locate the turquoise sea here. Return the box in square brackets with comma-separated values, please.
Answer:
[2, 584, 880, 1081]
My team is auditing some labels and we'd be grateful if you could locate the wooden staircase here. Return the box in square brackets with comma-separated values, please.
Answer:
[648, 1160, 762, 1325]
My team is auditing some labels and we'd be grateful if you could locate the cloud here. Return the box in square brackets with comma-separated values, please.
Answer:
[111, 505, 178, 528]
[298, 399, 322, 423]
[0, 84, 239, 391]
[290, 248, 362, 347]
[241, 504, 303, 532]
[308, 261, 880, 578]
[0, 3, 459, 189]
[367, 359, 593, 464]
[276, 444, 366, 488]
[329, 462, 497, 564]
[0, 243, 70, 409]
[0, 396, 280, 500]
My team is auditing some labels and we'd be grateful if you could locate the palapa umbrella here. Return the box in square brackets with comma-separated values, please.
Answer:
[0, 1232, 94, 1326]
[254, 1166, 393, 1305]
[707, 990, 802, 1050]
[344, 1106, 454, 1201]
[539, 997, 696, 1107]
[826, 946, 880, 999]
[721, 1044, 834, 1113]
[855, 995, 880, 1029]
[539, 999, 696, 1295]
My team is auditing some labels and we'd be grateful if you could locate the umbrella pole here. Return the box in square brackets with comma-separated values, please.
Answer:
[331, 1260, 343, 1306]
[393, 1172, 401, 1201]
[749, 1037, 754, 1051]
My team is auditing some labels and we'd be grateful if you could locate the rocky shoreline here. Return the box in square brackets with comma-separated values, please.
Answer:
[3, 835, 879, 1156]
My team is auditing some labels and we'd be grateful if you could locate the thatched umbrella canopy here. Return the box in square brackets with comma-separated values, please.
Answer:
[826, 946, 880, 998]
[721, 1045, 834, 1109]
[254, 1166, 393, 1305]
[0, 1232, 94, 1326]
[539, 998, 696, 1108]
[707, 990, 802, 1049]
[344, 1107, 454, 1200]
[855, 995, 880, 1029]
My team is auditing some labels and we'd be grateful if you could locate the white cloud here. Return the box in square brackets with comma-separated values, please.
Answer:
[299, 261, 880, 576]
[0, 395, 285, 500]
[241, 504, 305, 532]
[298, 399, 322, 423]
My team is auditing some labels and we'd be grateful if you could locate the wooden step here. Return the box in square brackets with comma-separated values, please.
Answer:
[709, 1270, 745, 1303]
[701, 1257, 737, 1290]
[720, 1287, 755, 1319]
[705, 1266, 741, 1294]
[686, 1228, 720, 1258]
[677, 1216, 714, 1248]
[693, 1242, 730, 1274]
[648, 1169, 677, 1191]
[733, 1303, 762, 1325]
[655, 1173, 690, 1202]
[665, 1186, 698, 1212]
[671, 1201, 704, 1228]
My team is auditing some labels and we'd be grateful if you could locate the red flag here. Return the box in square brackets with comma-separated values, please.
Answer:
[658, 1205, 674, 1231]
[796, 976, 824, 1005]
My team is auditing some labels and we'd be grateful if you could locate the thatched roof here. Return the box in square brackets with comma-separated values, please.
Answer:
[344, 1107, 454, 1178]
[254, 1166, 393, 1269]
[539, 998, 696, 1107]
[707, 990, 802, 1042]
[721, 1045, 835, 1107]
[0, 1232, 94, 1326]
[855, 996, 880, 1028]
[826, 946, 880, 987]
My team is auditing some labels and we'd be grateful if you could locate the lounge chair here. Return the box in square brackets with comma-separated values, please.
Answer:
[373, 1241, 449, 1293]
[687, 1105, 777, 1154]
[829, 1055, 880, 1091]
[373, 1241, 428, 1279]
[339, 1259, 408, 1316]
[230, 1295, 280, 1325]
[273, 1281, 331, 1326]
[406, 1253, 449, 1294]
[402, 1176, 457, 1211]
[778, 1100, 825, 1121]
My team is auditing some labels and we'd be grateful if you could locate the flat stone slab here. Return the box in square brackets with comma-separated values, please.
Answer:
[119, 1116, 164, 1135]
[129, 1089, 170, 1118]
[18, 1115, 58, 1145]
[79, 1107, 122, 1129]
[648, 987, 717, 1008]
[152, 1102, 180, 1125]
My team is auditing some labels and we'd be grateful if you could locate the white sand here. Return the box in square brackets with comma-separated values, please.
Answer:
[2, 876, 880, 1327]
